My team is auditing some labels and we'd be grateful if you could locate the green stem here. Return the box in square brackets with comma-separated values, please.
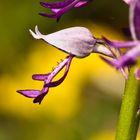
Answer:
[115, 66, 140, 140]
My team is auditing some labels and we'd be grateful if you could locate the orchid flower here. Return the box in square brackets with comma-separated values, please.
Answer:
[17, 26, 113, 104]
[39, 0, 93, 21]
[101, 0, 140, 79]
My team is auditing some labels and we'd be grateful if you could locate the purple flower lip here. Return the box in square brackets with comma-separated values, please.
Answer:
[39, 0, 93, 20]
[17, 55, 74, 104]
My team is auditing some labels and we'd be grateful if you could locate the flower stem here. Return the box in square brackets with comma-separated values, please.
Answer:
[115, 65, 140, 140]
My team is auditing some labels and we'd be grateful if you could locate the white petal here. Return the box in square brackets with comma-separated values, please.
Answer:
[92, 45, 113, 57]
[29, 26, 44, 39]
[30, 26, 96, 58]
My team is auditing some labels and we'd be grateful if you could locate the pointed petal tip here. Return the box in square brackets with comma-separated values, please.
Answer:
[29, 26, 43, 39]
[16, 90, 22, 94]
[40, 2, 51, 8]
[29, 29, 40, 39]
[33, 94, 45, 104]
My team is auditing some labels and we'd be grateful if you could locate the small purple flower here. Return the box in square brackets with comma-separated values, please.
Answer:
[100, 0, 140, 79]
[39, 0, 93, 20]
[17, 26, 113, 104]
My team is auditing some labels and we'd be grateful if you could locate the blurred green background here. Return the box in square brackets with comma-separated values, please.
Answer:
[0, 0, 139, 140]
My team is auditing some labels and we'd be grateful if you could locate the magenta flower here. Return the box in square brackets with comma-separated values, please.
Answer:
[39, 0, 93, 20]
[100, 0, 140, 79]
[17, 26, 113, 104]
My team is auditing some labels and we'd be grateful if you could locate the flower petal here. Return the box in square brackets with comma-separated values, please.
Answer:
[33, 87, 49, 104]
[40, 0, 75, 8]
[40, 0, 80, 20]
[33, 93, 46, 104]
[29, 26, 96, 58]
[101, 46, 140, 68]
[17, 90, 41, 98]
[74, 1, 89, 8]
[32, 73, 50, 81]
[102, 36, 139, 48]
[92, 44, 114, 57]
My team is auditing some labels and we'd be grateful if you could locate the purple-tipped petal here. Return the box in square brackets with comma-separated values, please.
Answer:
[17, 90, 41, 98]
[130, 0, 140, 40]
[40, 0, 75, 8]
[40, 0, 91, 20]
[74, 1, 88, 8]
[101, 45, 140, 68]
[39, 0, 95, 20]
[32, 73, 50, 81]
[102, 36, 140, 48]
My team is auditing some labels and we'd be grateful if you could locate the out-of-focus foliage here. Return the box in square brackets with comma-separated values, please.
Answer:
[0, 0, 139, 140]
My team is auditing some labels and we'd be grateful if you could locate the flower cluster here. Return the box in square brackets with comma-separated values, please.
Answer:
[101, 0, 140, 79]
[18, 0, 140, 103]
